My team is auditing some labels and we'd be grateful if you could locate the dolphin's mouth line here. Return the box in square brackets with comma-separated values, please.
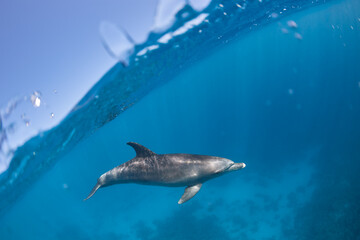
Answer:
[225, 164, 234, 171]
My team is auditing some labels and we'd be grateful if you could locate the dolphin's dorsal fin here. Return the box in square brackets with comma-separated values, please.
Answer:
[127, 142, 156, 158]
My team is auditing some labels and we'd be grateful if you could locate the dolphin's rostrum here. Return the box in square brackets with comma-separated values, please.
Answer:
[84, 142, 246, 204]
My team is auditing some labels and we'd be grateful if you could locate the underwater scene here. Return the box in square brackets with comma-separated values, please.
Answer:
[1, 0, 360, 239]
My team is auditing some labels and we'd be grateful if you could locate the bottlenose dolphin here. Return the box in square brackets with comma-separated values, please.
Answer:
[84, 142, 246, 204]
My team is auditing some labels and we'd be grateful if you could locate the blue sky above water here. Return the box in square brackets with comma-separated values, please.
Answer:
[0, 0, 157, 124]
[0, 0, 158, 152]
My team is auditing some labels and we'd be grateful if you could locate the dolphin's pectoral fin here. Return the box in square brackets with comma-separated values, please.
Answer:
[127, 142, 156, 158]
[178, 183, 202, 204]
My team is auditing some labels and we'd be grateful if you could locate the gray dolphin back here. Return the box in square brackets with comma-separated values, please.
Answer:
[84, 142, 245, 203]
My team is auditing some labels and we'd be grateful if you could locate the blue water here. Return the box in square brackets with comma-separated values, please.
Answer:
[1, 0, 360, 239]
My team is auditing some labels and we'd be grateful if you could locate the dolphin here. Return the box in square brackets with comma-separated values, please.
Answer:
[84, 142, 246, 204]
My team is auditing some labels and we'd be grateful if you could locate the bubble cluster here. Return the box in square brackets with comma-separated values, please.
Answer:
[280, 19, 303, 40]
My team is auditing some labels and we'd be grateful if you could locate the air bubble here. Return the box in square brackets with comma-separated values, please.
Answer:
[50, 113, 55, 119]
[281, 28, 289, 34]
[294, 32, 303, 40]
[271, 13, 279, 18]
[30, 91, 41, 108]
[237, 3, 246, 10]
[287, 20, 298, 28]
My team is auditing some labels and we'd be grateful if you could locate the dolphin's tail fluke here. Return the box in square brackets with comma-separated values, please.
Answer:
[84, 183, 101, 201]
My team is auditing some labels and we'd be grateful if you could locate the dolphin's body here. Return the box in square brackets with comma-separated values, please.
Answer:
[84, 142, 246, 204]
